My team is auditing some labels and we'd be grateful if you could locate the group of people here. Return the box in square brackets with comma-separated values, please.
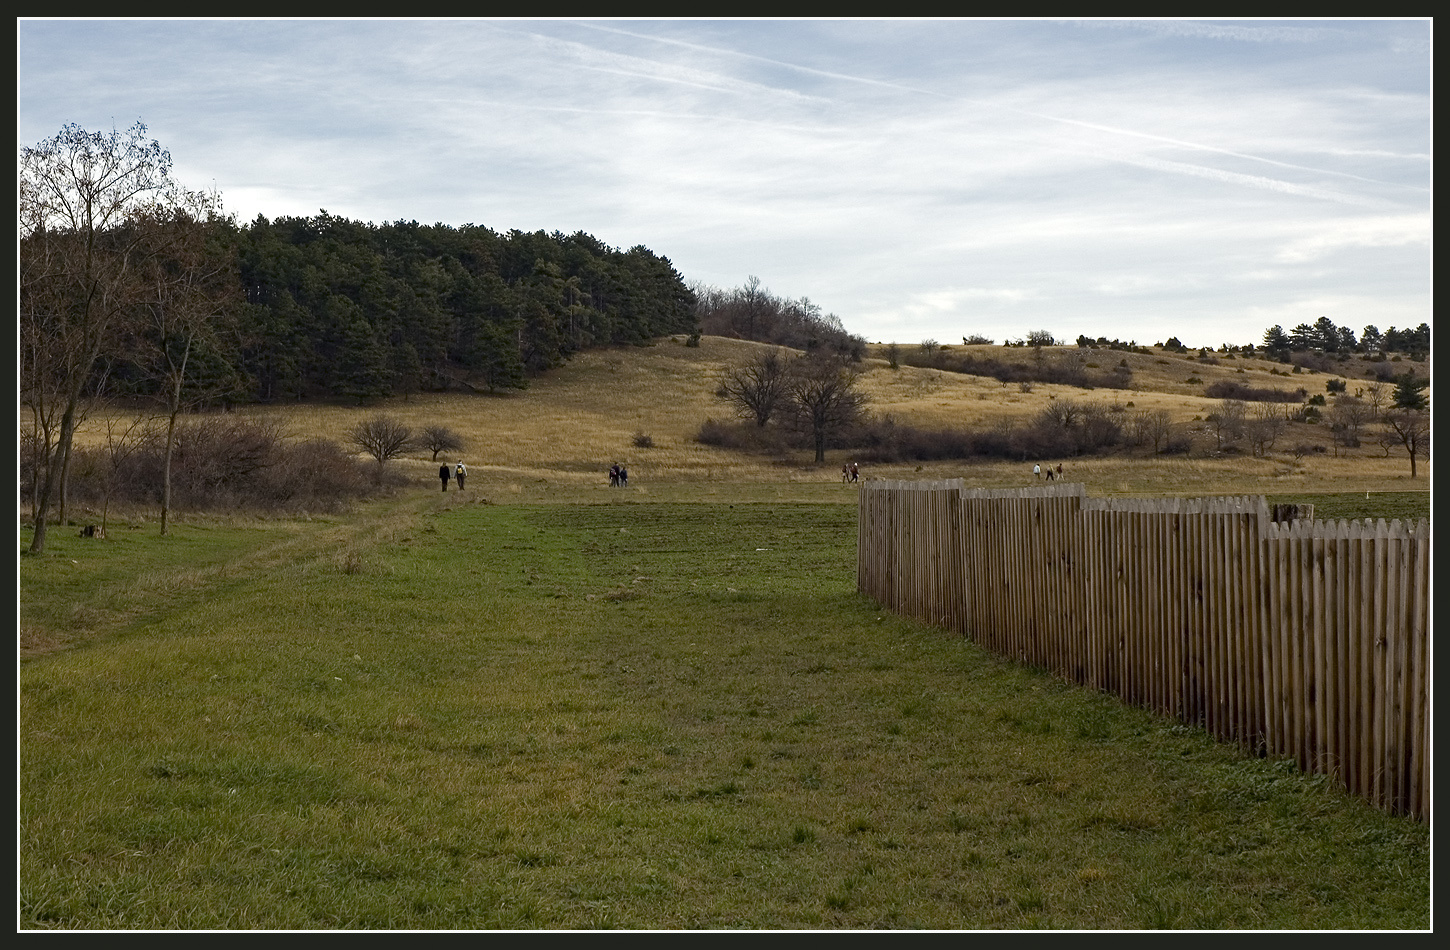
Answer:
[1032, 463, 1064, 481]
[439, 461, 467, 491]
[608, 463, 629, 487]
[841, 462, 860, 483]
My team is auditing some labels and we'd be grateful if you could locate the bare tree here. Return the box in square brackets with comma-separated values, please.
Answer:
[347, 416, 416, 470]
[716, 349, 791, 427]
[1127, 409, 1173, 452]
[130, 197, 240, 535]
[1039, 399, 1082, 430]
[1327, 396, 1370, 456]
[1143, 409, 1172, 453]
[737, 275, 772, 341]
[98, 415, 155, 534]
[1206, 399, 1246, 450]
[1381, 410, 1430, 478]
[1244, 402, 1287, 457]
[20, 122, 187, 553]
[1363, 380, 1388, 420]
[420, 425, 466, 461]
[785, 353, 869, 463]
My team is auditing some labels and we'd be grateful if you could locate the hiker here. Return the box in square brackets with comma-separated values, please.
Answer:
[609, 463, 619, 487]
[439, 462, 451, 492]
[455, 461, 467, 491]
[850, 462, 859, 483]
[1046, 466, 1055, 481]
[1056, 463, 1063, 477]
[619, 465, 628, 487]
[842, 464, 850, 483]
[1033, 464, 1041, 479]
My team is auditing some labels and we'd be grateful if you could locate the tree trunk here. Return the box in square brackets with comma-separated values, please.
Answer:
[162, 410, 177, 536]
[29, 405, 78, 554]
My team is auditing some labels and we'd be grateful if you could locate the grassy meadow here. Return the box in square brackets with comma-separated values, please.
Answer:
[21, 336, 1431, 929]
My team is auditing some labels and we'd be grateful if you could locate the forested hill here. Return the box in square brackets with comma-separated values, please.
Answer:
[230, 214, 699, 403]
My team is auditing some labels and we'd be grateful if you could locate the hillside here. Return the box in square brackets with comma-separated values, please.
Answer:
[68, 335, 1430, 503]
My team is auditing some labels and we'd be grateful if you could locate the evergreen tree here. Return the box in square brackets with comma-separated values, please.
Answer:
[333, 308, 393, 404]
[1262, 325, 1291, 362]
[1392, 374, 1429, 411]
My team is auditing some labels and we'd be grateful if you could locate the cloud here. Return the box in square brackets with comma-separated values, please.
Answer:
[1076, 19, 1351, 44]
[17, 18, 1430, 350]
[1275, 214, 1431, 262]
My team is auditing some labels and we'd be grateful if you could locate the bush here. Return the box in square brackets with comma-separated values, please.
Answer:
[695, 418, 795, 454]
[632, 431, 655, 448]
[1204, 381, 1306, 403]
[30, 417, 391, 516]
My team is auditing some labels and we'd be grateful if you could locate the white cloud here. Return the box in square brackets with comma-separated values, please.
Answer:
[1275, 214, 1432, 263]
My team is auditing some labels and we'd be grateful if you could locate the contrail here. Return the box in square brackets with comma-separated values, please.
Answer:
[577, 22, 1423, 193]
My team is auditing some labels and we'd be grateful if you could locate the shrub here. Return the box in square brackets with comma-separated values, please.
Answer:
[1204, 381, 1306, 403]
[632, 431, 655, 448]
[694, 418, 795, 453]
[34, 417, 389, 516]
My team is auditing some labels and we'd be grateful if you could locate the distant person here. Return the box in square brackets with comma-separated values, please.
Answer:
[619, 465, 628, 487]
[1045, 466, 1055, 481]
[842, 464, 850, 483]
[455, 461, 467, 491]
[609, 463, 620, 487]
[439, 463, 451, 492]
[1056, 463, 1063, 477]
[850, 462, 859, 483]
[1033, 464, 1041, 479]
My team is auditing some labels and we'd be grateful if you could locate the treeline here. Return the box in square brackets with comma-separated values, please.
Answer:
[21, 123, 707, 550]
[1262, 317, 1430, 361]
[692, 275, 866, 358]
[203, 215, 698, 403]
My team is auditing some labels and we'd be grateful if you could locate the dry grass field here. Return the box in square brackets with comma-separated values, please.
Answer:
[66, 335, 1429, 503]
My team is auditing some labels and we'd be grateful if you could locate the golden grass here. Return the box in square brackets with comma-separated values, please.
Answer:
[64, 335, 1429, 500]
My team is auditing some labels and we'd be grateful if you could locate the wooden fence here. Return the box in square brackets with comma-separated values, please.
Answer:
[857, 480, 1431, 821]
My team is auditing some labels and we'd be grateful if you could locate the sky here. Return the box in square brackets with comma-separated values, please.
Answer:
[17, 18, 1433, 349]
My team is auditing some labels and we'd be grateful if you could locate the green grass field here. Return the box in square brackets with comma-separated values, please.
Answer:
[19, 487, 1430, 930]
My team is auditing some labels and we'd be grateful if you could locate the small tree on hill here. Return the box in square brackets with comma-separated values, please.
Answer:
[716, 349, 791, 427]
[347, 416, 415, 471]
[1392, 374, 1429, 411]
[420, 425, 465, 461]
[1382, 409, 1429, 478]
[785, 353, 868, 463]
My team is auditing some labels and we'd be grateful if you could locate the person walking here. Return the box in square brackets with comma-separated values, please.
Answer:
[455, 461, 467, 491]
[439, 462, 451, 492]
